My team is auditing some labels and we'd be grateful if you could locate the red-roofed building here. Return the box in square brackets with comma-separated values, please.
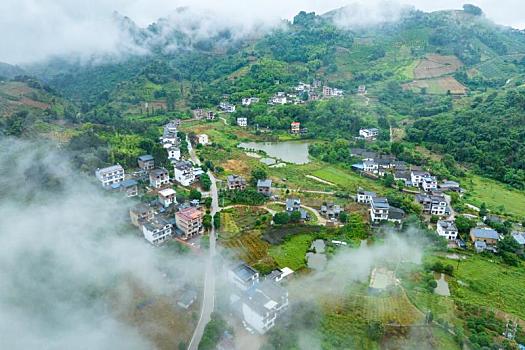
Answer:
[290, 122, 300, 134]
[176, 207, 204, 239]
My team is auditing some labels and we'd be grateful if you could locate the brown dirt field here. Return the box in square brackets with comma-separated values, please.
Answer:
[223, 159, 250, 177]
[402, 76, 466, 95]
[414, 54, 462, 79]
[18, 97, 50, 109]
[436, 76, 467, 95]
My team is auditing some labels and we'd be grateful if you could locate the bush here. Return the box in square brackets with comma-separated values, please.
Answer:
[274, 212, 290, 225]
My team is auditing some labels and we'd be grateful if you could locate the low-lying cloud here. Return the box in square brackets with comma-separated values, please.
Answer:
[0, 138, 204, 349]
[1, 0, 524, 64]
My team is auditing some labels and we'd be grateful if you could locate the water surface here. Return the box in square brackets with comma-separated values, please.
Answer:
[238, 140, 311, 164]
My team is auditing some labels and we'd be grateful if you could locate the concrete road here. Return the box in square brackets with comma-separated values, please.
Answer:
[187, 138, 219, 350]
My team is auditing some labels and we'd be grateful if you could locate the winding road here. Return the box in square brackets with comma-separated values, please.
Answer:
[187, 137, 219, 350]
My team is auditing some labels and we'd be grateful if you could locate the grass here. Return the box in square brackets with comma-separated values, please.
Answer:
[268, 234, 314, 270]
[463, 174, 525, 217]
[429, 254, 525, 320]
[311, 165, 384, 192]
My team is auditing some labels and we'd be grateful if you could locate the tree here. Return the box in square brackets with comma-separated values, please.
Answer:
[213, 213, 221, 229]
[251, 168, 268, 185]
[204, 197, 212, 209]
[383, 174, 395, 188]
[455, 216, 476, 235]
[203, 214, 212, 229]
[430, 215, 439, 224]
[339, 211, 348, 224]
[189, 189, 202, 200]
[479, 202, 488, 218]
[200, 173, 212, 191]
[290, 210, 301, 223]
[273, 212, 290, 225]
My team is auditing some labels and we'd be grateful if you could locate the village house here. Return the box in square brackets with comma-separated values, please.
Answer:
[192, 109, 206, 120]
[370, 197, 390, 223]
[173, 161, 195, 187]
[167, 146, 181, 161]
[439, 180, 461, 192]
[350, 148, 378, 161]
[359, 128, 379, 140]
[129, 203, 154, 227]
[512, 232, 525, 252]
[111, 178, 138, 197]
[290, 121, 301, 134]
[357, 85, 367, 94]
[161, 121, 179, 147]
[237, 117, 248, 127]
[228, 263, 260, 291]
[421, 175, 438, 192]
[308, 92, 319, 101]
[142, 217, 172, 245]
[149, 168, 170, 189]
[394, 170, 411, 185]
[322, 85, 343, 98]
[240, 280, 289, 334]
[137, 155, 154, 171]
[266, 267, 294, 283]
[388, 207, 406, 224]
[158, 188, 176, 208]
[410, 170, 436, 190]
[285, 198, 310, 221]
[294, 82, 311, 92]
[415, 193, 448, 217]
[219, 102, 236, 113]
[175, 207, 204, 239]
[470, 227, 500, 249]
[356, 188, 376, 204]
[197, 134, 209, 145]
[95, 164, 125, 188]
[177, 289, 198, 310]
[257, 179, 272, 196]
[206, 111, 216, 120]
[227, 174, 247, 190]
[363, 160, 379, 174]
[269, 92, 287, 105]
[437, 220, 459, 240]
[242, 97, 260, 106]
[320, 202, 341, 219]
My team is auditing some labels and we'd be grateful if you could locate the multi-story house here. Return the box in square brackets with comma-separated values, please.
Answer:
[356, 188, 376, 204]
[137, 155, 154, 171]
[206, 111, 216, 120]
[167, 146, 181, 161]
[237, 117, 248, 127]
[415, 193, 448, 216]
[241, 280, 289, 334]
[320, 202, 341, 219]
[227, 175, 247, 190]
[175, 207, 204, 239]
[359, 128, 379, 140]
[142, 217, 172, 245]
[149, 168, 170, 189]
[174, 161, 195, 187]
[370, 197, 390, 223]
[437, 220, 458, 240]
[363, 160, 379, 174]
[257, 179, 272, 196]
[228, 263, 260, 291]
[129, 203, 154, 227]
[158, 188, 176, 208]
[219, 102, 236, 113]
[470, 228, 500, 246]
[357, 85, 367, 94]
[269, 92, 287, 105]
[242, 97, 260, 106]
[421, 175, 438, 192]
[111, 178, 138, 197]
[95, 164, 125, 187]
[197, 134, 209, 145]
[290, 121, 301, 134]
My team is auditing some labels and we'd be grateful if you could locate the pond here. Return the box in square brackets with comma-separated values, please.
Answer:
[306, 239, 327, 270]
[238, 140, 311, 164]
[434, 273, 450, 296]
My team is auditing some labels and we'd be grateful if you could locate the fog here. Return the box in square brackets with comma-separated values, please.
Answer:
[1, 0, 524, 64]
[0, 138, 204, 349]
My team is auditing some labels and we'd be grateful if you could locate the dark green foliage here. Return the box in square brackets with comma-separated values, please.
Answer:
[221, 189, 267, 205]
[203, 214, 212, 229]
[189, 189, 202, 200]
[200, 173, 212, 191]
[273, 212, 290, 225]
[289, 210, 302, 223]
[198, 313, 229, 350]
[213, 213, 221, 229]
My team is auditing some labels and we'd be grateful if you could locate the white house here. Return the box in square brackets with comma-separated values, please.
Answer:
[158, 188, 176, 207]
[241, 281, 289, 334]
[167, 146, 181, 161]
[197, 134, 209, 145]
[437, 220, 458, 240]
[149, 168, 170, 189]
[269, 92, 287, 105]
[356, 188, 376, 204]
[174, 161, 195, 187]
[142, 217, 172, 246]
[416, 193, 448, 217]
[359, 128, 379, 140]
[363, 160, 379, 174]
[95, 164, 125, 187]
[237, 117, 248, 127]
[242, 97, 260, 106]
[228, 263, 260, 291]
[421, 175, 438, 192]
[219, 102, 236, 113]
[411, 171, 433, 188]
[370, 197, 389, 223]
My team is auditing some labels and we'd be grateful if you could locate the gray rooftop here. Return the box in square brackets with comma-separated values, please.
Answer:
[232, 263, 258, 282]
[138, 154, 154, 162]
[257, 179, 272, 188]
[471, 228, 499, 240]
[372, 197, 389, 209]
[512, 233, 525, 245]
[438, 220, 458, 232]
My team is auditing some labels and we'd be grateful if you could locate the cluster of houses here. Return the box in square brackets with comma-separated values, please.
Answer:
[193, 109, 216, 121]
[228, 263, 291, 334]
[356, 188, 406, 224]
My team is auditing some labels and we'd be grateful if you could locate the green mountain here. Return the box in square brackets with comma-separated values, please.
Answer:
[9, 6, 525, 188]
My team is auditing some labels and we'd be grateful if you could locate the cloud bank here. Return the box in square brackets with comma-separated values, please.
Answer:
[0, 138, 204, 349]
[1, 0, 525, 64]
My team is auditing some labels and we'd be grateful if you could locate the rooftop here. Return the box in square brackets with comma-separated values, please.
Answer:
[176, 207, 202, 221]
[471, 228, 499, 240]
[438, 220, 458, 232]
[231, 263, 258, 282]
[159, 188, 176, 197]
[372, 197, 389, 209]
[150, 168, 168, 176]
[138, 154, 154, 162]
[257, 179, 272, 188]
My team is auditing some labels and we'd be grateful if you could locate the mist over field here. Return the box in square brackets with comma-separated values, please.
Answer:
[0, 138, 204, 349]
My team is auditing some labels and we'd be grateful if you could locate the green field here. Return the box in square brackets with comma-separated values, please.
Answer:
[311, 166, 384, 192]
[268, 234, 313, 270]
[464, 174, 525, 217]
[430, 254, 525, 320]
